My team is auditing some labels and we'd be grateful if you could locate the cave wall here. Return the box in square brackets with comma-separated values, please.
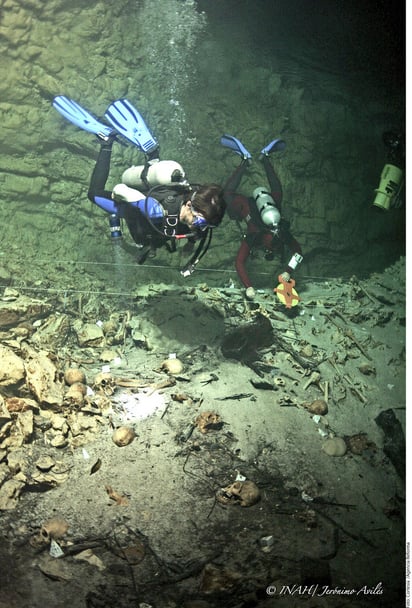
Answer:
[0, 0, 405, 288]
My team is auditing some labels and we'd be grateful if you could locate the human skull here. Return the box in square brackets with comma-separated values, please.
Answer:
[195, 411, 222, 434]
[64, 382, 87, 406]
[216, 480, 261, 507]
[93, 371, 116, 396]
[30, 517, 69, 548]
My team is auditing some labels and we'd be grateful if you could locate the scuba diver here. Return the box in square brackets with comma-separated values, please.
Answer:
[52, 96, 226, 275]
[222, 135, 303, 304]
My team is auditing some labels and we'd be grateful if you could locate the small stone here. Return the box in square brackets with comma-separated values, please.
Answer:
[304, 399, 328, 415]
[64, 368, 87, 386]
[112, 426, 136, 447]
[301, 344, 313, 357]
[50, 433, 68, 448]
[322, 437, 347, 457]
[161, 358, 184, 375]
[35, 456, 56, 472]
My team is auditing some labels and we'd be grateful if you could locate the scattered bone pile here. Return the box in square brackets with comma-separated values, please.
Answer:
[0, 258, 405, 607]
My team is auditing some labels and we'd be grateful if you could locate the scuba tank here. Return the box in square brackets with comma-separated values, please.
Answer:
[373, 165, 403, 211]
[253, 187, 281, 229]
[122, 160, 187, 189]
[372, 131, 404, 211]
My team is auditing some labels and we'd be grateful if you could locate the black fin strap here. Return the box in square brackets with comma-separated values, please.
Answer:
[140, 163, 151, 190]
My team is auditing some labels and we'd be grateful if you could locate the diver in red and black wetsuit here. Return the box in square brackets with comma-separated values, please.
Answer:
[222, 135, 303, 299]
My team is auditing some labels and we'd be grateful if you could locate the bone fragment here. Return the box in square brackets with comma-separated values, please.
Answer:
[303, 371, 321, 390]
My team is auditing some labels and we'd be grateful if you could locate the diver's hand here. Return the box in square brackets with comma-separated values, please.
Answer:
[245, 286, 256, 300]
[112, 184, 130, 202]
[280, 271, 291, 282]
[112, 184, 145, 203]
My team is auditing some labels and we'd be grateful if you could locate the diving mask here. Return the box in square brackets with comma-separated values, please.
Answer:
[191, 210, 211, 231]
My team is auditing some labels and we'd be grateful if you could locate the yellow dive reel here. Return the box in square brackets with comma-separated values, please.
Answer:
[274, 274, 301, 308]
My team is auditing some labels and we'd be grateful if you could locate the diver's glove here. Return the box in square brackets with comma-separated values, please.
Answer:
[245, 286, 256, 300]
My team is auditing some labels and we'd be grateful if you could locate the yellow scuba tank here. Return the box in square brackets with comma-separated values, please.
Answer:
[372, 163, 403, 211]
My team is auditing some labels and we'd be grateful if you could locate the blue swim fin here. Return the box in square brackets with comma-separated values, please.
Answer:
[220, 134, 252, 160]
[105, 99, 158, 154]
[52, 95, 114, 140]
[260, 138, 286, 157]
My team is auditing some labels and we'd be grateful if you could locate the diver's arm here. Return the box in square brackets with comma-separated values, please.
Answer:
[112, 184, 164, 221]
[281, 233, 303, 278]
[235, 240, 253, 288]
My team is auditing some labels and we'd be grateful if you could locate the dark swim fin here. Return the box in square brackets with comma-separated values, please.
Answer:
[259, 138, 286, 158]
[52, 95, 114, 140]
[220, 134, 252, 160]
[105, 99, 158, 154]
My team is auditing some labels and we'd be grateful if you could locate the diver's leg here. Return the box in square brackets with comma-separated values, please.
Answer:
[261, 155, 283, 208]
[87, 141, 114, 202]
[223, 158, 250, 206]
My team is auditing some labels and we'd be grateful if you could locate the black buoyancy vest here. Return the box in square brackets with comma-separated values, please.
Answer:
[124, 186, 188, 248]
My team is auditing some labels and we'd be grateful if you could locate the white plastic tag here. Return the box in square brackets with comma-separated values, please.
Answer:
[50, 539, 64, 558]
[288, 253, 303, 270]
